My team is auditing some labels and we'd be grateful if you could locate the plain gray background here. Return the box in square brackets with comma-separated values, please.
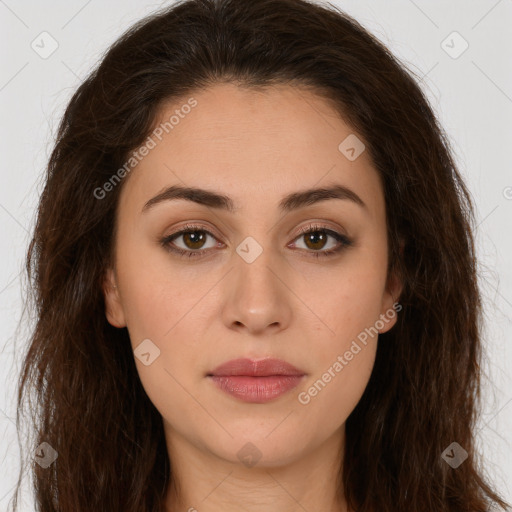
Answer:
[1, 0, 511, 509]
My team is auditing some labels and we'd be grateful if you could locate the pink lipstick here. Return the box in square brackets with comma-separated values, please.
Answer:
[207, 358, 306, 403]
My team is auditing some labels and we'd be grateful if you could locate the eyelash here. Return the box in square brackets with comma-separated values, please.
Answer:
[160, 223, 353, 259]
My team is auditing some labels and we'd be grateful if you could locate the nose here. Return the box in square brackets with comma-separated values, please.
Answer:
[221, 251, 292, 336]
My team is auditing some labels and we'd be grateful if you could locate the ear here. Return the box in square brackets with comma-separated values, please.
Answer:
[378, 270, 403, 334]
[102, 268, 127, 328]
[378, 241, 404, 334]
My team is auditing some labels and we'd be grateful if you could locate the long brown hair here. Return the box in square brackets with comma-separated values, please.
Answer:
[9, 0, 510, 510]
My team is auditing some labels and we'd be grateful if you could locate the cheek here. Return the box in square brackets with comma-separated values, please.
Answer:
[297, 341, 377, 439]
[302, 253, 388, 353]
[115, 237, 206, 343]
[296, 271, 383, 430]
[118, 266, 210, 434]
[294, 251, 385, 419]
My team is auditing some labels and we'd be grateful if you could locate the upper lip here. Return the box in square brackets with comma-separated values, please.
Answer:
[208, 358, 305, 377]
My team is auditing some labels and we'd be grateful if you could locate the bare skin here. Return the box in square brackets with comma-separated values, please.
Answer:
[103, 82, 402, 512]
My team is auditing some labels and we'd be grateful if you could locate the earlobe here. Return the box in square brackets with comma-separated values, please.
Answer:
[102, 268, 127, 328]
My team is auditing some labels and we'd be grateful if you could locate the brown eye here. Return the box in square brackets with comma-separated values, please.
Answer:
[178, 230, 208, 250]
[161, 225, 222, 258]
[302, 231, 329, 251]
[290, 225, 353, 258]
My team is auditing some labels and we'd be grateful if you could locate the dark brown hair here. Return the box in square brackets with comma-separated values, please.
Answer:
[9, 0, 510, 511]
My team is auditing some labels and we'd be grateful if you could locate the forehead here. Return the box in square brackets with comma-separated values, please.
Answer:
[119, 82, 384, 219]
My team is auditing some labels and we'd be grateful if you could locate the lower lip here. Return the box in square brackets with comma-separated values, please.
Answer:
[209, 375, 304, 403]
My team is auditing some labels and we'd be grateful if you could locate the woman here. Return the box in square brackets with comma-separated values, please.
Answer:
[10, 0, 510, 510]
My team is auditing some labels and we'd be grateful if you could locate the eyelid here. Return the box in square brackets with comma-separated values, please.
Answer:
[163, 223, 224, 250]
[162, 221, 223, 241]
[161, 221, 353, 260]
[164, 219, 348, 240]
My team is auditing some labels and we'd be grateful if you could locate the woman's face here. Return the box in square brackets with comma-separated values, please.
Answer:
[103, 82, 401, 469]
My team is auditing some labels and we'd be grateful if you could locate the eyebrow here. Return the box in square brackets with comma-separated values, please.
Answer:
[141, 184, 367, 214]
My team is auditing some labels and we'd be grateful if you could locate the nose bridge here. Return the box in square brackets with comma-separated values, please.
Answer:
[223, 233, 291, 333]
[235, 234, 284, 304]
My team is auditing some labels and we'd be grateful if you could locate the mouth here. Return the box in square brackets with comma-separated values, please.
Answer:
[207, 358, 306, 403]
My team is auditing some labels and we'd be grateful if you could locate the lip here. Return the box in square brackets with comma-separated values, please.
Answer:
[207, 358, 306, 403]
[209, 358, 305, 377]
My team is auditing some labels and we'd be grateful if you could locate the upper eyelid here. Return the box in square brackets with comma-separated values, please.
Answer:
[167, 224, 222, 242]
[167, 223, 344, 245]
